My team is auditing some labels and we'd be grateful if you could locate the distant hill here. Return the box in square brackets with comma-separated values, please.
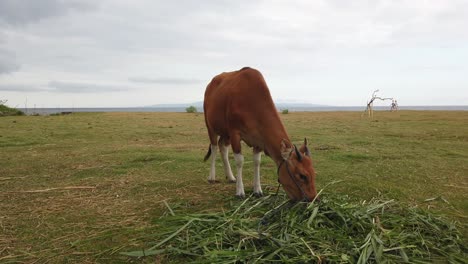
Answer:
[146, 101, 204, 108]
[274, 100, 330, 109]
[146, 100, 328, 109]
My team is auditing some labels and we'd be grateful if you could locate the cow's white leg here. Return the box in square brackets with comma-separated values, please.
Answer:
[208, 144, 217, 183]
[220, 145, 236, 182]
[234, 153, 245, 198]
[253, 152, 263, 197]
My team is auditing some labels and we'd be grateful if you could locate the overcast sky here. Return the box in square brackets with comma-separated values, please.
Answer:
[0, 0, 467, 107]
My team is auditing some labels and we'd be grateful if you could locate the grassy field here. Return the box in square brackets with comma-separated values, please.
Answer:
[0, 111, 467, 262]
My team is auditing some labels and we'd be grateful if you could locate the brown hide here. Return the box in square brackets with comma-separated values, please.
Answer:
[204, 67, 317, 201]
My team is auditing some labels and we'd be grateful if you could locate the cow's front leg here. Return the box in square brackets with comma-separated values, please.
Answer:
[234, 153, 245, 198]
[253, 150, 263, 197]
[231, 133, 245, 198]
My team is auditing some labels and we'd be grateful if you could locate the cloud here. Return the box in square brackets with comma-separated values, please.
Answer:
[0, 59, 20, 74]
[128, 77, 204, 85]
[0, 84, 43, 92]
[0, 81, 132, 93]
[47, 81, 129, 93]
[0, 0, 95, 26]
[0, 49, 20, 74]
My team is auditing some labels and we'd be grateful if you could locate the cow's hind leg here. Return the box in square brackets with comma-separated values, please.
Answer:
[219, 137, 236, 183]
[207, 132, 218, 184]
[253, 147, 263, 197]
[208, 144, 218, 183]
[230, 132, 245, 198]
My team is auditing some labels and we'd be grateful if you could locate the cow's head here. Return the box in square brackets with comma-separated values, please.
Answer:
[278, 138, 317, 202]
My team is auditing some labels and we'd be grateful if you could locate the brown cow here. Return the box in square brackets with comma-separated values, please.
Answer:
[203, 67, 317, 201]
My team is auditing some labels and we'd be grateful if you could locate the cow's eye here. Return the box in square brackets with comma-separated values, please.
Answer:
[299, 174, 307, 181]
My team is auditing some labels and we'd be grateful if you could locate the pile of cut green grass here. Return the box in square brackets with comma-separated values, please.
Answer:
[123, 191, 466, 263]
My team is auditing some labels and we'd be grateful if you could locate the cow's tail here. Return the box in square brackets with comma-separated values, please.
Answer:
[203, 144, 212, 162]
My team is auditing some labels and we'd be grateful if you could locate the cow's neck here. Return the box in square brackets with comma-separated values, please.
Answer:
[264, 128, 290, 167]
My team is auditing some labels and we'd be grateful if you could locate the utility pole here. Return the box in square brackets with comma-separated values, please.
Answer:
[25, 97, 28, 115]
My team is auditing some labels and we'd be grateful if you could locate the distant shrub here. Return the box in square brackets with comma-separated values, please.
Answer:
[282, 109, 289, 114]
[49, 112, 73, 116]
[186, 106, 197, 113]
[0, 102, 25, 117]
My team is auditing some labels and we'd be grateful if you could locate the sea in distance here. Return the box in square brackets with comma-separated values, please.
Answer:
[20, 105, 468, 115]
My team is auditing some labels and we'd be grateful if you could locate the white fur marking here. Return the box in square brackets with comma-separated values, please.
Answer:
[220, 145, 236, 182]
[234, 153, 245, 197]
[208, 145, 217, 181]
[253, 152, 262, 194]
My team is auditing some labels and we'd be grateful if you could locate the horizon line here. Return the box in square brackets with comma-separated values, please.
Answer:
[17, 104, 468, 109]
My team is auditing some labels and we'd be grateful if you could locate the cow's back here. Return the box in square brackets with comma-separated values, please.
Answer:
[204, 67, 278, 140]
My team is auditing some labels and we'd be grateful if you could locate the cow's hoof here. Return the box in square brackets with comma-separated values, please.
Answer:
[253, 192, 263, 198]
[236, 194, 245, 199]
[208, 180, 220, 184]
[227, 179, 236, 184]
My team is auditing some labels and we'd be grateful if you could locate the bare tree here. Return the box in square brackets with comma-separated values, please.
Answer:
[0, 99, 7, 105]
[364, 90, 394, 118]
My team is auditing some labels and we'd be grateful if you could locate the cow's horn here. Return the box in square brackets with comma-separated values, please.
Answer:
[294, 145, 302, 162]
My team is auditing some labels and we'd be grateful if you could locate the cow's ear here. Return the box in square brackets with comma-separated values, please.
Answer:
[301, 138, 311, 156]
[280, 139, 293, 160]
